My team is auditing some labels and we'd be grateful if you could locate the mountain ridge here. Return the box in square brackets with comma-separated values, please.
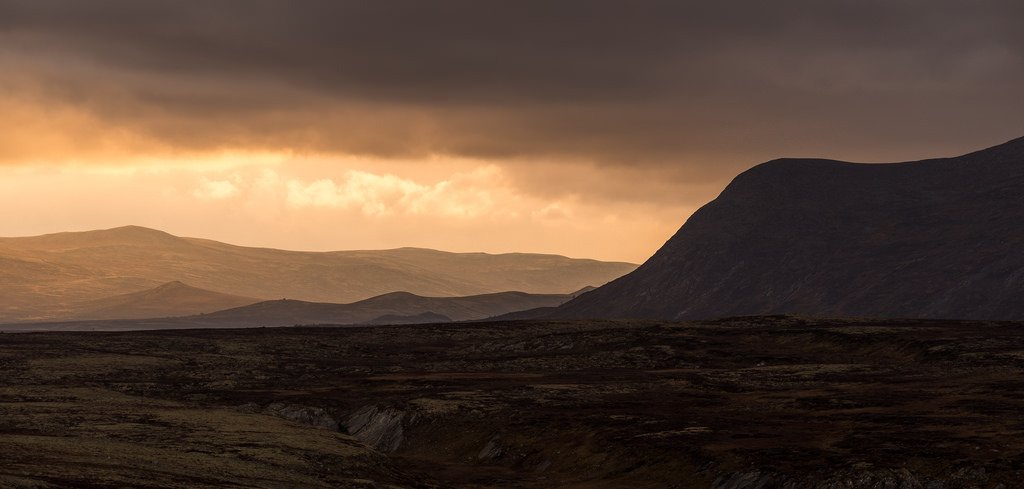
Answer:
[552, 136, 1024, 321]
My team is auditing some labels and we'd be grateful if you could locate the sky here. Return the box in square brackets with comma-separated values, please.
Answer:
[0, 1, 1021, 262]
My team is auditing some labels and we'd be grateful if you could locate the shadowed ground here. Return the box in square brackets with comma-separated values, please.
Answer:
[1, 317, 1022, 488]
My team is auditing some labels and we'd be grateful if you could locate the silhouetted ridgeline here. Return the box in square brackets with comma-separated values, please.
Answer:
[554, 136, 1024, 320]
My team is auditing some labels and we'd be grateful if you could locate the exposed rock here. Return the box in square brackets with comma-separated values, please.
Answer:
[345, 405, 406, 453]
[477, 435, 504, 460]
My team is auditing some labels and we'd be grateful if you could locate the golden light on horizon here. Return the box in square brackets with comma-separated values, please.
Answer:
[0, 76, 693, 263]
[2, 1, 1019, 264]
[0, 146, 687, 262]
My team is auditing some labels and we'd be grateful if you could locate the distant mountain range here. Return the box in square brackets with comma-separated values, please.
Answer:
[3, 287, 591, 331]
[0, 226, 635, 323]
[14, 135, 1022, 327]
[554, 136, 1024, 321]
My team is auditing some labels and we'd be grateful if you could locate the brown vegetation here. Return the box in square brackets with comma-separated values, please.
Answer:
[2, 317, 1022, 487]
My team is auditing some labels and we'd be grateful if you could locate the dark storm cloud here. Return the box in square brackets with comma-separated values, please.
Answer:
[1, 0, 1022, 200]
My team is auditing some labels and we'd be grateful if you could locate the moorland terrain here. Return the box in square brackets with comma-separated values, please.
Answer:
[6, 139, 1024, 489]
[1, 317, 1021, 488]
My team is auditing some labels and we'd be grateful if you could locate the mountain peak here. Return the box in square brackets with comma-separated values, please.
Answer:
[0, 225, 187, 252]
[100, 225, 179, 239]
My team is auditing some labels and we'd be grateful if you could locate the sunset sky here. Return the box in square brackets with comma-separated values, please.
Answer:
[1, 1, 1021, 262]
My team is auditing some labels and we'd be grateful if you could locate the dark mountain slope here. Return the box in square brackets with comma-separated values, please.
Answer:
[554, 136, 1024, 320]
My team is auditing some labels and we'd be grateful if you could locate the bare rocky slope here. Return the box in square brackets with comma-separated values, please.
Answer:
[554, 136, 1024, 321]
[0, 226, 635, 322]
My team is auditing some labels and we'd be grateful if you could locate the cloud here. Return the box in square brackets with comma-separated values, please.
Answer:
[0, 160, 682, 261]
[284, 166, 511, 218]
[0, 0, 1021, 213]
[194, 177, 240, 200]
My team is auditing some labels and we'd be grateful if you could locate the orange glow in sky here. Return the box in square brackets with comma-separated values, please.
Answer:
[2, 2, 1020, 262]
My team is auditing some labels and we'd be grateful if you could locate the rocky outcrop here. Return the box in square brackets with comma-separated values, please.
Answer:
[345, 405, 406, 453]
[477, 435, 504, 460]
[249, 402, 409, 454]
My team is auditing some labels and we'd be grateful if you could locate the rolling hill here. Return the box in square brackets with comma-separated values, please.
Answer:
[554, 136, 1024, 321]
[72, 281, 261, 320]
[2, 290, 583, 331]
[0, 226, 636, 322]
[191, 290, 580, 327]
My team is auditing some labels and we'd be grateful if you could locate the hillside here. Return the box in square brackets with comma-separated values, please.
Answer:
[0, 227, 635, 322]
[72, 281, 261, 320]
[554, 136, 1024, 320]
[2, 290, 582, 331]
[198, 290, 577, 327]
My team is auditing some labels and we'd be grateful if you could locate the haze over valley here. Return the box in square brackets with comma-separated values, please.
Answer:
[0, 225, 632, 323]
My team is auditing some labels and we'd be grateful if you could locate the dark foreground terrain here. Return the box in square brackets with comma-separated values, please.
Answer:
[2, 317, 1023, 488]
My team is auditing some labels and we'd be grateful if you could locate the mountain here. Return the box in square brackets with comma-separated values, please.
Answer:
[553, 136, 1024, 321]
[0, 226, 636, 322]
[2, 290, 580, 331]
[72, 281, 261, 320]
